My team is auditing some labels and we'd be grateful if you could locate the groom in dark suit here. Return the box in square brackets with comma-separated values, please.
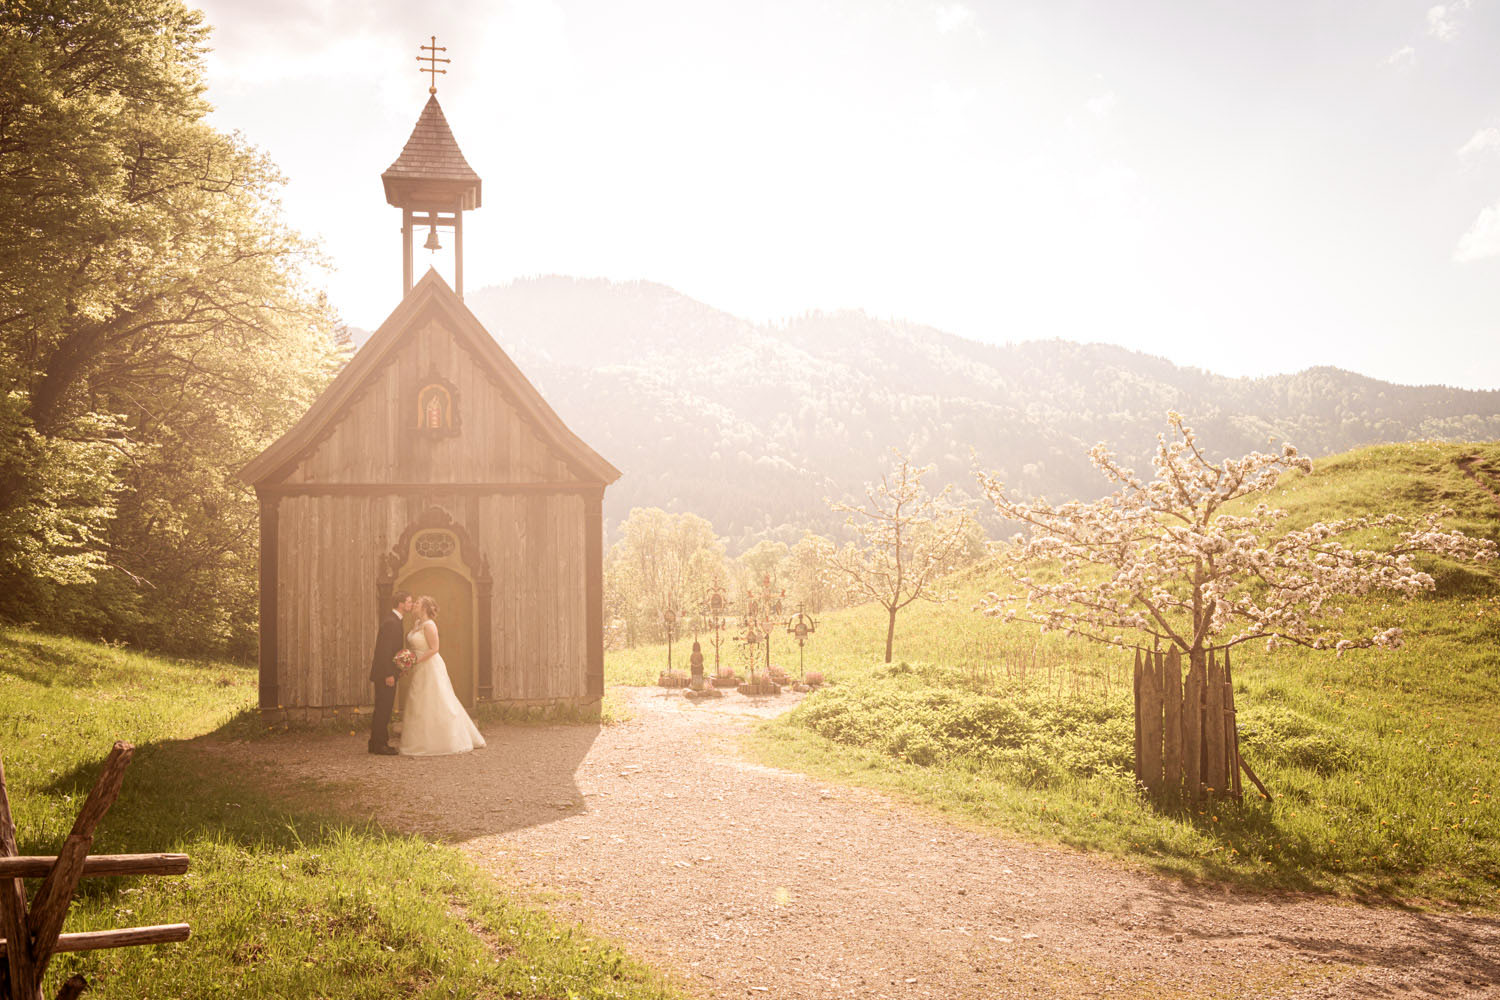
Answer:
[369, 590, 414, 755]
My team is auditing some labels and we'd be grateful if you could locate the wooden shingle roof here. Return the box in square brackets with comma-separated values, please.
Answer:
[381, 96, 482, 210]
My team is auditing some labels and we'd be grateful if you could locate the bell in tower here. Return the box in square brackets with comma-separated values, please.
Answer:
[381, 36, 482, 298]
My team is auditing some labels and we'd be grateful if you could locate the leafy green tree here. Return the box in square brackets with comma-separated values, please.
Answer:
[0, 397, 122, 596]
[604, 508, 726, 646]
[736, 539, 788, 595]
[785, 531, 843, 614]
[0, 0, 341, 652]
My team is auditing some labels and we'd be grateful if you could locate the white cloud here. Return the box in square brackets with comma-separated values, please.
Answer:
[930, 80, 977, 133]
[1086, 91, 1118, 118]
[1386, 45, 1417, 69]
[1458, 127, 1500, 161]
[1083, 160, 1138, 202]
[934, 3, 975, 34]
[1427, 1, 1472, 42]
[1454, 199, 1500, 262]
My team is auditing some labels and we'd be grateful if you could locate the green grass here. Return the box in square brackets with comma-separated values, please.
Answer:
[608, 441, 1500, 908]
[1, 628, 680, 1000]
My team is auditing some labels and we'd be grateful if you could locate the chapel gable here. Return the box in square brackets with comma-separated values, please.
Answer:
[244, 275, 613, 489]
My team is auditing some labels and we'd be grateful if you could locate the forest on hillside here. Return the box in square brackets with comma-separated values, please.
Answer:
[463, 277, 1500, 550]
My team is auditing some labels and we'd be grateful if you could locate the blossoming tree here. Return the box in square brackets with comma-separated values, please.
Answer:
[975, 414, 1495, 659]
[827, 451, 978, 663]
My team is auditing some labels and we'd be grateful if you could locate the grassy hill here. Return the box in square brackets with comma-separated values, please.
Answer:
[0, 631, 678, 1000]
[606, 441, 1500, 908]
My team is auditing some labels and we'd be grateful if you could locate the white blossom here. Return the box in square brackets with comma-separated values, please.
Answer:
[974, 414, 1495, 655]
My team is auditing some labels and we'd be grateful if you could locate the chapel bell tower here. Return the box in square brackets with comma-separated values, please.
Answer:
[382, 36, 482, 298]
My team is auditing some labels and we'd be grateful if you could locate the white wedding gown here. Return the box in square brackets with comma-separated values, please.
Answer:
[399, 623, 485, 756]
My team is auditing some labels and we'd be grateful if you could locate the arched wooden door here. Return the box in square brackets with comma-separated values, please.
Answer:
[380, 507, 493, 710]
[397, 566, 474, 708]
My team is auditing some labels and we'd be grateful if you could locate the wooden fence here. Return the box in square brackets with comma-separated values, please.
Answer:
[1, 743, 189, 1000]
[1133, 646, 1269, 803]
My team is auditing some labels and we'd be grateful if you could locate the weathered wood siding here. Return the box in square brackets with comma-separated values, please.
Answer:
[274, 492, 591, 709]
[283, 316, 578, 485]
[476, 493, 589, 701]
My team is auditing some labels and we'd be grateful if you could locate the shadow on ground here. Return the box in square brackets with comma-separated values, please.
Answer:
[30, 706, 603, 887]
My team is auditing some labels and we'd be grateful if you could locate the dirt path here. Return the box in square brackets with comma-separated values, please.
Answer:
[223, 688, 1500, 999]
[1458, 454, 1500, 513]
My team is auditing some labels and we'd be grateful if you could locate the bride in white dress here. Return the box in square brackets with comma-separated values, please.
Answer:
[399, 595, 486, 756]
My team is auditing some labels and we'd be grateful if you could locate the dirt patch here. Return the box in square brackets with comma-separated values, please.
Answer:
[213, 688, 1500, 999]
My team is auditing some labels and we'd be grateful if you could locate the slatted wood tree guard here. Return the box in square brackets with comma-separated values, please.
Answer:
[1132, 647, 1272, 804]
[0, 743, 189, 1000]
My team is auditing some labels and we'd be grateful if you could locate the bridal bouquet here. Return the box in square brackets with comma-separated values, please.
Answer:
[393, 649, 417, 676]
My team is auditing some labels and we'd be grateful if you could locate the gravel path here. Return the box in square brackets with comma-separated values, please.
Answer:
[227, 687, 1500, 999]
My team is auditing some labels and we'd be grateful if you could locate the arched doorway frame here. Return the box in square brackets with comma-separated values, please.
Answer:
[377, 506, 494, 701]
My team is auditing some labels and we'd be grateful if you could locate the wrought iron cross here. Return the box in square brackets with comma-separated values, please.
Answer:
[417, 35, 450, 94]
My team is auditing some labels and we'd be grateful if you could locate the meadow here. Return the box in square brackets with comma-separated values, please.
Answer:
[607, 441, 1500, 908]
[3, 439, 1496, 1000]
[0, 629, 679, 1000]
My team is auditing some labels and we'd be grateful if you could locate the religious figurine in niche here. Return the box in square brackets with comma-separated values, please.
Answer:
[416, 383, 454, 431]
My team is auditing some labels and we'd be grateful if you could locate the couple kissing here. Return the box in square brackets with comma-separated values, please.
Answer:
[368, 590, 485, 756]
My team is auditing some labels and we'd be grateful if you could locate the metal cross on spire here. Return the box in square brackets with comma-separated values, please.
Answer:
[417, 35, 450, 95]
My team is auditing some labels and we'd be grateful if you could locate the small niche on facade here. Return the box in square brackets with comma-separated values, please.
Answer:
[415, 375, 460, 436]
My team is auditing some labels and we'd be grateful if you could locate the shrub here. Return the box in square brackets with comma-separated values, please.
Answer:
[788, 682, 1132, 786]
[1237, 704, 1366, 774]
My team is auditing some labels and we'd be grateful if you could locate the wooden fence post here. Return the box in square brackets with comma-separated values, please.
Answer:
[1223, 646, 1243, 802]
[1203, 650, 1226, 797]
[1139, 651, 1163, 797]
[1, 752, 39, 1000]
[1182, 648, 1204, 803]
[29, 746, 133, 983]
[1162, 648, 1183, 797]
[1132, 648, 1143, 786]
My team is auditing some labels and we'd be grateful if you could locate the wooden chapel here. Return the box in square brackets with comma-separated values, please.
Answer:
[240, 62, 620, 721]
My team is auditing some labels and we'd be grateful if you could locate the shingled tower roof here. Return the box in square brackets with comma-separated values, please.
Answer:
[381, 95, 482, 210]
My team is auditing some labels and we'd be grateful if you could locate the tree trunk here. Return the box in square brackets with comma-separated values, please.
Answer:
[28, 322, 105, 435]
[884, 606, 897, 663]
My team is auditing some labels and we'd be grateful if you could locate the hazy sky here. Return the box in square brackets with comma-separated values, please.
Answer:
[195, 0, 1500, 389]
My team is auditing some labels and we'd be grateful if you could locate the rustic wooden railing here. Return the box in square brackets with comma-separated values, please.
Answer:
[1133, 647, 1271, 804]
[1, 743, 190, 1000]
